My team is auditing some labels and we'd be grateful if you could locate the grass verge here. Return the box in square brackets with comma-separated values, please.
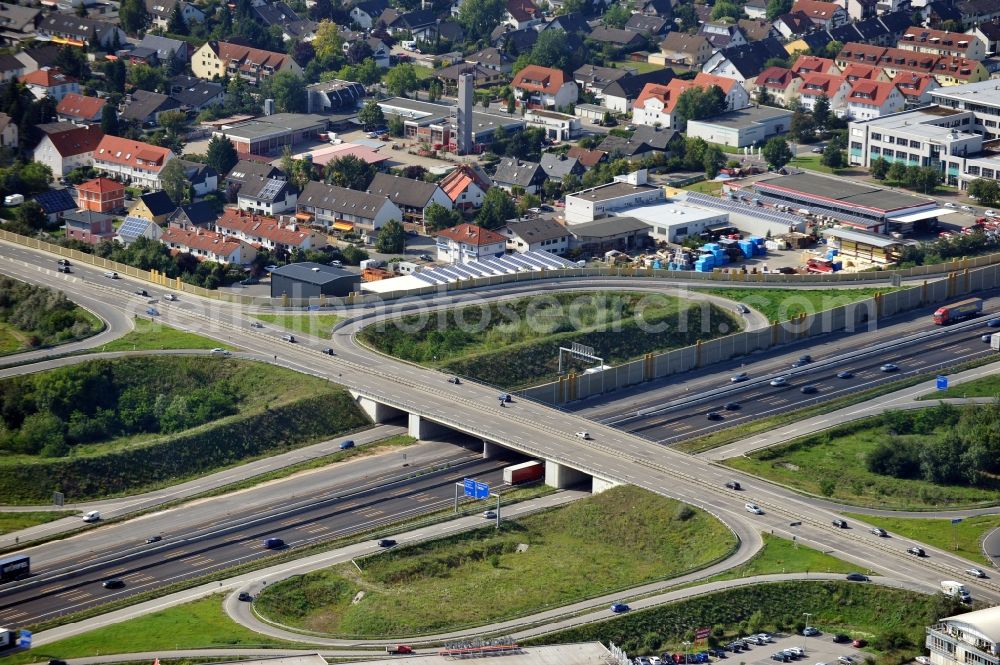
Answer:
[254, 486, 736, 637]
[251, 313, 341, 339]
[0, 510, 77, 536]
[94, 318, 230, 352]
[698, 287, 890, 324]
[923, 372, 1000, 398]
[700, 533, 860, 583]
[842, 512, 1000, 567]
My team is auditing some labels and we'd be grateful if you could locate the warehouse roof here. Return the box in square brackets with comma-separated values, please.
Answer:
[270, 261, 355, 285]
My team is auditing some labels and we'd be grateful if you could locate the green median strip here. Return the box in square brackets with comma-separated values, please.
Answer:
[841, 512, 1000, 568]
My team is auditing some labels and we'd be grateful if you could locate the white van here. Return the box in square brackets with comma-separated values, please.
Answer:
[401, 40, 417, 51]
[83, 510, 101, 522]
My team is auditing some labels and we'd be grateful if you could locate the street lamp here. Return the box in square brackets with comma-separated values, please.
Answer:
[803, 613, 812, 654]
[683, 641, 691, 664]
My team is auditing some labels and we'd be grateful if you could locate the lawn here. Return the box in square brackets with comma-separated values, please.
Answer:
[702, 533, 860, 583]
[683, 180, 723, 196]
[0, 322, 24, 353]
[95, 318, 230, 352]
[789, 154, 839, 174]
[925, 372, 1000, 398]
[722, 414, 1000, 510]
[0, 510, 77, 536]
[700, 287, 890, 324]
[842, 512, 1000, 567]
[251, 313, 342, 338]
[610, 59, 666, 74]
[254, 485, 737, 637]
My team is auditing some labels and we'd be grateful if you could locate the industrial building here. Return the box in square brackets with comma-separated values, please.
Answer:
[620, 201, 729, 243]
[564, 170, 666, 224]
[269, 262, 360, 299]
[376, 97, 523, 153]
[685, 105, 793, 147]
[926, 606, 1000, 665]
[823, 227, 904, 266]
[212, 113, 329, 157]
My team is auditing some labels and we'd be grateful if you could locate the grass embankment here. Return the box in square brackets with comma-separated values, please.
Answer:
[842, 512, 1000, 567]
[526, 581, 964, 660]
[0, 357, 368, 502]
[700, 287, 890, 324]
[703, 534, 860, 583]
[0, 510, 77, 535]
[359, 292, 741, 389]
[0, 275, 102, 354]
[722, 413, 1000, 510]
[96, 318, 229, 352]
[926, 373, 1000, 398]
[682, 181, 723, 196]
[254, 485, 736, 637]
[251, 313, 341, 338]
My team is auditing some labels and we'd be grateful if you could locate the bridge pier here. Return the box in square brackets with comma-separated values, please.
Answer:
[351, 393, 406, 424]
[592, 476, 621, 494]
[482, 440, 503, 459]
[408, 413, 448, 440]
[545, 461, 590, 489]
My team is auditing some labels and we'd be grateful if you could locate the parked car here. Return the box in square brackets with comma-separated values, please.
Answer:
[770, 376, 789, 386]
[944, 202, 958, 208]
[832, 519, 848, 528]
[986, 210, 997, 217]
[907, 546, 926, 557]
[916, 657, 931, 664]
[378, 538, 396, 548]
[962, 205, 975, 211]
[838, 658, 853, 665]
[803, 627, 821, 636]
[852, 640, 867, 648]
[725, 480, 741, 490]
[833, 634, 851, 644]
[419, 254, 433, 261]
[845, 572, 869, 581]
[745, 502, 763, 514]
[811, 146, 824, 154]
[731, 372, 749, 383]
[870, 527, 888, 537]
[102, 579, 126, 589]
[610, 603, 630, 613]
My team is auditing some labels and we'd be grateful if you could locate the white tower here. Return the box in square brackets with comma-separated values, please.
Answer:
[456, 72, 473, 155]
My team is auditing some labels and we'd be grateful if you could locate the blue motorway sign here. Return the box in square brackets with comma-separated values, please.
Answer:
[937, 376, 948, 390]
[475, 481, 489, 499]
[18, 630, 31, 648]
[952, 518, 963, 525]
[463, 478, 475, 498]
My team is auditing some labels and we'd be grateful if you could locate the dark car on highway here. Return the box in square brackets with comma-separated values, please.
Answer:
[145, 535, 162, 543]
[837, 370, 854, 379]
[800, 385, 818, 394]
[264, 537, 285, 549]
[610, 603, 630, 613]
[238, 592, 254, 601]
[102, 579, 125, 589]
[907, 546, 926, 557]
[378, 539, 396, 548]
[832, 519, 848, 528]
[724, 402, 741, 410]
[706, 411, 723, 420]
[725, 481, 741, 490]
[846, 572, 869, 581]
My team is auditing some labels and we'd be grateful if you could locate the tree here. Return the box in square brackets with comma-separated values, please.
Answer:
[358, 99, 385, 131]
[672, 85, 726, 132]
[476, 187, 516, 229]
[388, 114, 404, 137]
[672, 3, 697, 30]
[325, 154, 375, 190]
[458, 0, 504, 41]
[119, 0, 150, 34]
[375, 219, 405, 253]
[101, 59, 126, 94]
[401, 165, 427, 180]
[529, 30, 569, 70]
[266, 72, 307, 113]
[968, 178, 1000, 206]
[823, 39, 844, 59]
[159, 159, 188, 205]
[424, 202, 461, 230]
[766, 0, 792, 19]
[710, 0, 744, 20]
[128, 63, 166, 93]
[346, 40, 374, 65]
[820, 143, 845, 169]
[14, 200, 47, 232]
[887, 160, 908, 183]
[168, 2, 188, 34]
[790, 109, 816, 142]
[205, 135, 238, 176]
[762, 137, 793, 170]
[603, 3, 631, 27]
[870, 156, 889, 180]
[101, 103, 119, 136]
[290, 40, 316, 68]
[158, 109, 188, 136]
[312, 20, 344, 63]
[385, 64, 419, 97]
[813, 95, 831, 129]
[703, 145, 725, 179]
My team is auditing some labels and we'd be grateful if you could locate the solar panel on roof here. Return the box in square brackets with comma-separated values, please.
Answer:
[256, 179, 284, 201]
[117, 216, 151, 239]
[493, 257, 521, 272]
[449, 264, 476, 279]
[413, 272, 438, 284]
[504, 255, 533, 270]
[419, 271, 448, 284]
[518, 254, 549, 269]
[526, 251, 561, 268]
[462, 263, 489, 276]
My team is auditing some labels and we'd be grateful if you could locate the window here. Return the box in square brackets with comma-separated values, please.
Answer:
[871, 132, 881, 140]
[897, 150, 908, 159]
[910, 140, 921, 148]
[871, 146, 881, 155]
[886, 136, 895, 143]
[968, 166, 980, 175]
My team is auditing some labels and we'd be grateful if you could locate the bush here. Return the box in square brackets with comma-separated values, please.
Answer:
[0, 275, 100, 350]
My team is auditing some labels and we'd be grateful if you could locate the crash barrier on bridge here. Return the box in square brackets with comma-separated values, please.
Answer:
[519, 264, 1000, 404]
[6, 228, 1000, 308]
[439, 637, 522, 658]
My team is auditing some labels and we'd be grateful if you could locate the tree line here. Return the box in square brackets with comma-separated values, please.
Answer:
[0, 275, 100, 349]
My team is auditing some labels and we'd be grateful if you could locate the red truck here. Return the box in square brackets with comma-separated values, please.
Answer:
[386, 646, 413, 655]
[933, 297, 983, 325]
[503, 460, 544, 485]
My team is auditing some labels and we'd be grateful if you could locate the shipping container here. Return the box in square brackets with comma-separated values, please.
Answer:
[0, 555, 29, 584]
[503, 460, 544, 485]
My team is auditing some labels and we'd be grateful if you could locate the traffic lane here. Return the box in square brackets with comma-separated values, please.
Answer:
[620, 324, 993, 443]
[19, 437, 476, 570]
[0, 459, 514, 626]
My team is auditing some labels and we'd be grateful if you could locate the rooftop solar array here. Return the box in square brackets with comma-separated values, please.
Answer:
[117, 216, 152, 240]
[413, 251, 577, 285]
[685, 191, 805, 226]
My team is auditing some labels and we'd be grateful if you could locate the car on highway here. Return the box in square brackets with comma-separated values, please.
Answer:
[264, 538, 285, 549]
[163, 293, 178, 301]
[378, 539, 396, 548]
[852, 640, 867, 649]
[907, 546, 926, 557]
[706, 411, 723, 420]
[745, 502, 763, 514]
[880, 363, 899, 372]
[210, 348, 231, 356]
[770, 376, 789, 386]
[146, 307, 159, 316]
[282, 334, 296, 342]
[58, 265, 71, 273]
[135, 288, 149, 297]
[987, 319, 1000, 327]
[321, 348, 335, 356]
[833, 634, 851, 644]
[238, 592, 253, 602]
[145, 535, 162, 543]
[610, 602, 630, 613]
[837, 370, 854, 379]
[724, 401, 741, 410]
[104, 271, 119, 279]
[984, 334, 993, 342]
[483, 510, 497, 519]
[870, 527, 887, 537]
[83, 510, 101, 522]
[731, 372, 749, 382]
[736, 304, 750, 314]
[845, 572, 869, 581]
[57, 259, 71, 266]
[832, 519, 848, 528]
[102, 579, 125, 589]
[803, 627, 820, 636]
[576, 431, 591, 439]
[447, 376, 460, 384]
[800, 385, 818, 394]
[499, 393, 512, 402]
[249, 321, 264, 328]
[965, 567, 987, 578]
[725, 480, 741, 490]
[339, 439, 355, 450]
[792, 354, 813, 367]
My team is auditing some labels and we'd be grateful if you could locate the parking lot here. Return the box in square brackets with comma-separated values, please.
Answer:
[637, 632, 871, 665]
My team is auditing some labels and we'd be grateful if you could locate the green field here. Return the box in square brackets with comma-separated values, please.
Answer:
[842, 512, 1000, 567]
[610, 59, 666, 74]
[700, 287, 889, 324]
[0, 322, 23, 353]
[0, 510, 77, 536]
[96, 318, 229, 352]
[788, 154, 839, 174]
[682, 181, 723, 196]
[360, 292, 741, 388]
[254, 485, 736, 637]
[926, 373, 1000, 398]
[703, 534, 860, 583]
[722, 414, 1000, 510]
[251, 313, 341, 338]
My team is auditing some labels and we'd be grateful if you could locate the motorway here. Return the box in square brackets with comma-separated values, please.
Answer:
[3, 243, 1000, 641]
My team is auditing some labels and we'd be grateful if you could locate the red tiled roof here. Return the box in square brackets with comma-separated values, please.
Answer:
[891, 71, 936, 97]
[44, 125, 104, 158]
[791, 0, 841, 19]
[216, 209, 318, 247]
[436, 222, 505, 246]
[566, 147, 607, 167]
[933, 55, 980, 80]
[755, 66, 798, 90]
[900, 26, 975, 53]
[635, 79, 697, 113]
[56, 92, 105, 120]
[840, 63, 880, 81]
[439, 165, 491, 202]
[19, 66, 76, 88]
[693, 72, 740, 94]
[214, 41, 291, 72]
[505, 0, 538, 22]
[790, 55, 837, 74]
[846, 79, 898, 106]
[161, 227, 245, 258]
[512, 65, 567, 94]
[799, 72, 847, 96]
[77, 177, 123, 195]
[94, 135, 172, 172]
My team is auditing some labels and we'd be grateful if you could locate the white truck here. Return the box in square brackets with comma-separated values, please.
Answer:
[991, 334, 1000, 351]
[941, 580, 971, 602]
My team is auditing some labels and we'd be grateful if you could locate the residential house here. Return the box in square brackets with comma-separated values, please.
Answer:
[654, 33, 713, 69]
[76, 177, 124, 213]
[297, 180, 402, 236]
[14, 44, 58, 75]
[490, 25, 539, 52]
[588, 26, 647, 52]
[797, 72, 852, 115]
[145, 0, 205, 30]
[970, 22, 1000, 57]
[840, 63, 890, 82]
[898, 26, 985, 60]
[56, 92, 105, 124]
[492, 157, 546, 194]
[305, 79, 365, 115]
[501, 217, 570, 255]
[31, 124, 102, 178]
[625, 14, 668, 36]
[636, 0, 670, 16]
[566, 146, 608, 168]
[0, 55, 25, 82]
[465, 47, 513, 74]
[139, 34, 190, 63]
[253, 2, 301, 29]
[0, 112, 16, 149]
[367, 172, 452, 225]
[115, 215, 162, 245]
[540, 11, 590, 34]
[93, 136, 174, 190]
[32, 189, 77, 224]
[834, 43, 989, 86]
[192, 41, 302, 85]
[845, 79, 905, 119]
[19, 67, 78, 101]
[433, 63, 507, 92]
[702, 38, 789, 84]
[744, 0, 768, 19]
[350, 0, 388, 29]
[435, 223, 506, 264]
[540, 153, 584, 181]
[790, 55, 840, 75]
[438, 164, 491, 210]
[750, 66, 803, 107]
[215, 209, 322, 253]
[236, 176, 298, 215]
[790, 0, 848, 27]
[0, 3, 40, 46]
[773, 11, 816, 39]
[505, 0, 540, 29]
[956, 0, 1000, 25]
[844, 0, 877, 20]
[387, 9, 437, 39]
[63, 210, 114, 245]
[598, 125, 675, 158]
[739, 18, 779, 42]
[35, 14, 124, 48]
[159, 227, 255, 264]
[362, 38, 391, 68]
[131, 190, 177, 224]
[693, 72, 751, 111]
[600, 68, 676, 113]
[512, 65, 579, 110]
[167, 201, 217, 230]
[631, 80, 687, 128]
[176, 159, 218, 198]
[892, 71, 940, 107]
[226, 160, 283, 199]
[699, 22, 747, 50]
[168, 75, 225, 112]
[930, 55, 989, 86]
[574, 65, 633, 96]
[120, 90, 181, 127]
